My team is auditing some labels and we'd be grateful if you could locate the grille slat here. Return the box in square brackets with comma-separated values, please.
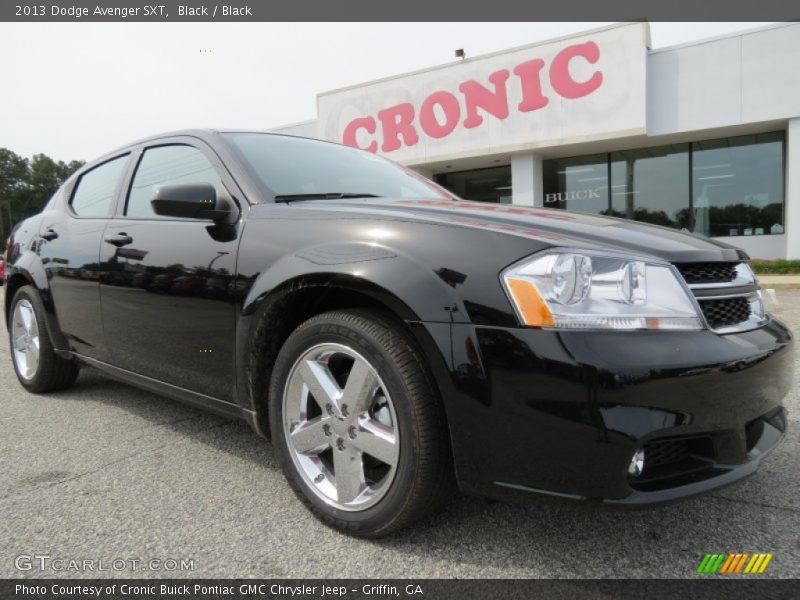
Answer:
[675, 262, 737, 285]
[643, 439, 690, 469]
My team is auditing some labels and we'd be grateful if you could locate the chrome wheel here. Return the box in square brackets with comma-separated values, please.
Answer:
[12, 299, 40, 381]
[283, 343, 400, 511]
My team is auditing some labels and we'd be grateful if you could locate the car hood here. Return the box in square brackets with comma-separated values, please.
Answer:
[288, 198, 746, 263]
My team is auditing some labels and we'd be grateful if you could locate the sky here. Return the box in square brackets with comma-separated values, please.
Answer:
[0, 22, 774, 162]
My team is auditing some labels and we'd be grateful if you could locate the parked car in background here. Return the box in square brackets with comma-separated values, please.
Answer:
[4, 130, 793, 536]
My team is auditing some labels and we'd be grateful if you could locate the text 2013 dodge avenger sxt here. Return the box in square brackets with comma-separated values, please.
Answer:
[5, 130, 792, 536]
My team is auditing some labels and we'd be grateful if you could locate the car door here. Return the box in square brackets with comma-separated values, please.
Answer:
[98, 139, 244, 402]
[38, 153, 131, 361]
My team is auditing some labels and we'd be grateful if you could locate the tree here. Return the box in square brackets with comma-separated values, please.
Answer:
[0, 148, 28, 204]
[0, 148, 84, 238]
[0, 148, 29, 240]
[23, 153, 85, 217]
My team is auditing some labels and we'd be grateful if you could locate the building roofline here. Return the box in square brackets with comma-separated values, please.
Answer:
[648, 22, 791, 55]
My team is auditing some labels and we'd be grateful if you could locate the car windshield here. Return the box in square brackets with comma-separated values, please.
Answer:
[224, 133, 449, 200]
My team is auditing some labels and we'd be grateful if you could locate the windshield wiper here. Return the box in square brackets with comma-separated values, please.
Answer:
[274, 192, 381, 202]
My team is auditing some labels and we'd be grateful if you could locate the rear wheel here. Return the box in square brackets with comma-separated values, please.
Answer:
[9, 285, 79, 393]
[269, 309, 452, 537]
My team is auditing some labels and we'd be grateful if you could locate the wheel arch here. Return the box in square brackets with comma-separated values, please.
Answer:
[5, 272, 33, 323]
[237, 266, 458, 449]
[5, 250, 71, 348]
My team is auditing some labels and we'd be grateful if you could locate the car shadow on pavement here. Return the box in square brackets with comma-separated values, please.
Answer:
[50, 367, 280, 471]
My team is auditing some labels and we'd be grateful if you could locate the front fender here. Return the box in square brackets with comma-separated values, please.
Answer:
[232, 238, 496, 494]
[240, 242, 464, 323]
[233, 242, 468, 419]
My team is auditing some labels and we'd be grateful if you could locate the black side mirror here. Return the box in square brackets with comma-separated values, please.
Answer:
[151, 183, 236, 223]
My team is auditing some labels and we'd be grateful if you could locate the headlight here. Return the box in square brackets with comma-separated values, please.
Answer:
[501, 250, 703, 330]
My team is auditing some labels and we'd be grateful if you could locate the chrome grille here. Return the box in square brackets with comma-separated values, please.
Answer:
[698, 297, 752, 329]
[674, 261, 765, 333]
[675, 262, 737, 285]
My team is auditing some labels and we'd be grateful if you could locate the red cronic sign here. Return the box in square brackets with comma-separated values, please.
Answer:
[342, 41, 603, 154]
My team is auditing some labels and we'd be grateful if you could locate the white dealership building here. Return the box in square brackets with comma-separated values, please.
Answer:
[274, 22, 800, 259]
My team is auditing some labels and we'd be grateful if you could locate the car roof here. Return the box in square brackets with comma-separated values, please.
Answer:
[81, 128, 325, 177]
[102, 128, 280, 156]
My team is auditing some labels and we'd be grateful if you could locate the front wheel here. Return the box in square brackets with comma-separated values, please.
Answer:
[8, 285, 79, 393]
[269, 309, 452, 537]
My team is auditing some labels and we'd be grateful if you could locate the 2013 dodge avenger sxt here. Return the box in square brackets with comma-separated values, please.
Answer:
[5, 130, 792, 536]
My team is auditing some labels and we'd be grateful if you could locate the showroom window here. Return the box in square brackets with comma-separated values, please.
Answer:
[692, 132, 785, 237]
[436, 166, 512, 204]
[543, 132, 785, 237]
[542, 154, 609, 214]
[609, 144, 690, 229]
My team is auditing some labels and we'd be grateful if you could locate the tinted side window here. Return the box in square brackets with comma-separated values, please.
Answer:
[70, 156, 128, 217]
[126, 145, 222, 218]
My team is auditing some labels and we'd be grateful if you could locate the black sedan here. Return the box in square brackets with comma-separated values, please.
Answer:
[4, 130, 792, 536]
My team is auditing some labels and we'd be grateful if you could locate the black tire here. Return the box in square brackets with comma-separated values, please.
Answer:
[269, 309, 453, 537]
[8, 285, 79, 393]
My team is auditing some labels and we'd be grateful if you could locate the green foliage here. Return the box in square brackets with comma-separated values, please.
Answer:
[750, 259, 800, 275]
[0, 148, 84, 236]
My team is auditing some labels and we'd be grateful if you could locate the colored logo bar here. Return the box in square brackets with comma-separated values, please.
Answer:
[697, 552, 773, 574]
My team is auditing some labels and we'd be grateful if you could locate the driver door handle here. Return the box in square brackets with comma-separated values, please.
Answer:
[104, 233, 133, 247]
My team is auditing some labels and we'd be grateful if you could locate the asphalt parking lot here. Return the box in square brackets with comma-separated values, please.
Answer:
[1, 289, 798, 579]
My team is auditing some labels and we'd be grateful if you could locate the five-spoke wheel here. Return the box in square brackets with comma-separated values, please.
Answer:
[8, 285, 79, 393]
[270, 309, 452, 536]
[11, 298, 40, 381]
[284, 343, 399, 510]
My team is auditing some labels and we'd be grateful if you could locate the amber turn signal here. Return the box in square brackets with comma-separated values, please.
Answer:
[505, 278, 555, 327]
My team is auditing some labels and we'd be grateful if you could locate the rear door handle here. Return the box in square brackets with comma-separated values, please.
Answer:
[41, 228, 58, 241]
[104, 233, 133, 247]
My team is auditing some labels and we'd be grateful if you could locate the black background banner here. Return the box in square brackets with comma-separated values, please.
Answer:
[3, 580, 800, 600]
[2, 0, 800, 22]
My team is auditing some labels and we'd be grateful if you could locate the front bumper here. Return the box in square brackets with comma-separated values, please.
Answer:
[435, 316, 793, 505]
